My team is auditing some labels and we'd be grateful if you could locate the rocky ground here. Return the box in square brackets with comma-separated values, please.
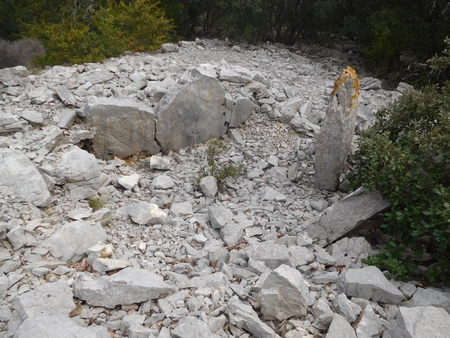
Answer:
[0, 39, 449, 338]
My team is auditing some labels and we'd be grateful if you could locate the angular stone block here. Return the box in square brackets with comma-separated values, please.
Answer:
[85, 97, 160, 158]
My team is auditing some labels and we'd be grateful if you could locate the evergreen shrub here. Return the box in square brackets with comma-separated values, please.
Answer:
[349, 85, 450, 284]
[21, 0, 173, 66]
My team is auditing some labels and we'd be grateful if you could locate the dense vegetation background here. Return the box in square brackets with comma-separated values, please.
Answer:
[1, 0, 450, 85]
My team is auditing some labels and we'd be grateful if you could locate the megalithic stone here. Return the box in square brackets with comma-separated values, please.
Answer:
[314, 66, 360, 191]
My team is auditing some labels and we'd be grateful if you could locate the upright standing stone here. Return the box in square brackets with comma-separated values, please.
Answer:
[85, 97, 160, 158]
[155, 75, 226, 152]
[314, 67, 359, 191]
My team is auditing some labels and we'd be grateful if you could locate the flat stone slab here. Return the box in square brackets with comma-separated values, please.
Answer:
[73, 267, 175, 308]
[400, 287, 450, 313]
[14, 314, 109, 338]
[305, 187, 391, 244]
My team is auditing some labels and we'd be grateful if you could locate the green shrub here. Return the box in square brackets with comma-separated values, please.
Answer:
[349, 86, 450, 283]
[20, 0, 173, 66]
[197, 138, 247, 188]
[88, 196, 107, 211]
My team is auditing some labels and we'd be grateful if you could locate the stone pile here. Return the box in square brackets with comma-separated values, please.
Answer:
[0, 39, 448, 338]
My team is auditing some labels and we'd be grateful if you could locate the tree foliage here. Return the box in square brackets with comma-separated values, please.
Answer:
[1, 0, 450, 79]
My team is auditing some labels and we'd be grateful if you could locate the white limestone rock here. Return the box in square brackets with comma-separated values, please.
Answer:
[85, 96, 160, 158]
[149, 155, 171, 170]
[13, 314, 109, 338]
[122, 202, 167, 225]
[333, 293, 362, 323]
[172, 316, 219, 338]
[246, 242, 292, 270]
[118, 173, 140, 190]
[208, 205, 233, 229]
[7, 280, 75, 336]
[326, 313, 357, 338]
[327, 237, 374, 268]
[0, 149, 51, 207]
[57, 108, 77, 129]
[384, 306, 450, 338]
[259, 264, 310, 320]
[72, 267, 175, 308]
[279, 97, 303, 123]
[337, 266, 404, 304]
[53, 145, 101, 184]
[152, 175, 175, 189]
[305, 187, 391, 244]
[200, 175, 218, 197]
[355, 304, 381, 337]
[91, 258, 131, 273]
[227, 296, 276, 338]
[311, 298, 334, 330]
[170, 202, 193, 217]
[401, 287, 450, 313]
[161, 43, 179, 53]
[44, 220, 107, 263]
[20, 110, 44, 126]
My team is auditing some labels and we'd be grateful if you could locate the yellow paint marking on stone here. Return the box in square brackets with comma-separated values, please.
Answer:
[330, 66, 360, 114]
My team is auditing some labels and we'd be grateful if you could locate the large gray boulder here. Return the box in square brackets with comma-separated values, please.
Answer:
[155, 75, 227, 152]
[314, 67, 359, 191]
[305, 187, 391, 244]
[85, 97, 160, 158]
[72, 267, 175, 308]
[0, 149, 51, 207]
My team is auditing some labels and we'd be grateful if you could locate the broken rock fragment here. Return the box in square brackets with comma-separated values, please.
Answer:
[337, 266, 404, 304]
[259, 264, 310, 320]
[0, 149, 51, 207]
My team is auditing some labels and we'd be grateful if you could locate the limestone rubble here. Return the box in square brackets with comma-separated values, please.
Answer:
[0, 39, 449, 337]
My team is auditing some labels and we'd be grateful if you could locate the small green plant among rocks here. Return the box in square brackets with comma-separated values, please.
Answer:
[197, 138, 247, 188]
[88, 196, 106, 211]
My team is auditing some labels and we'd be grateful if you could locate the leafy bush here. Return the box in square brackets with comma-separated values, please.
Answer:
[20, 0, 173, 66]
[197, 138, 247, 188]
[349, 86, 450, 283]
[0, 38, 45, 68]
